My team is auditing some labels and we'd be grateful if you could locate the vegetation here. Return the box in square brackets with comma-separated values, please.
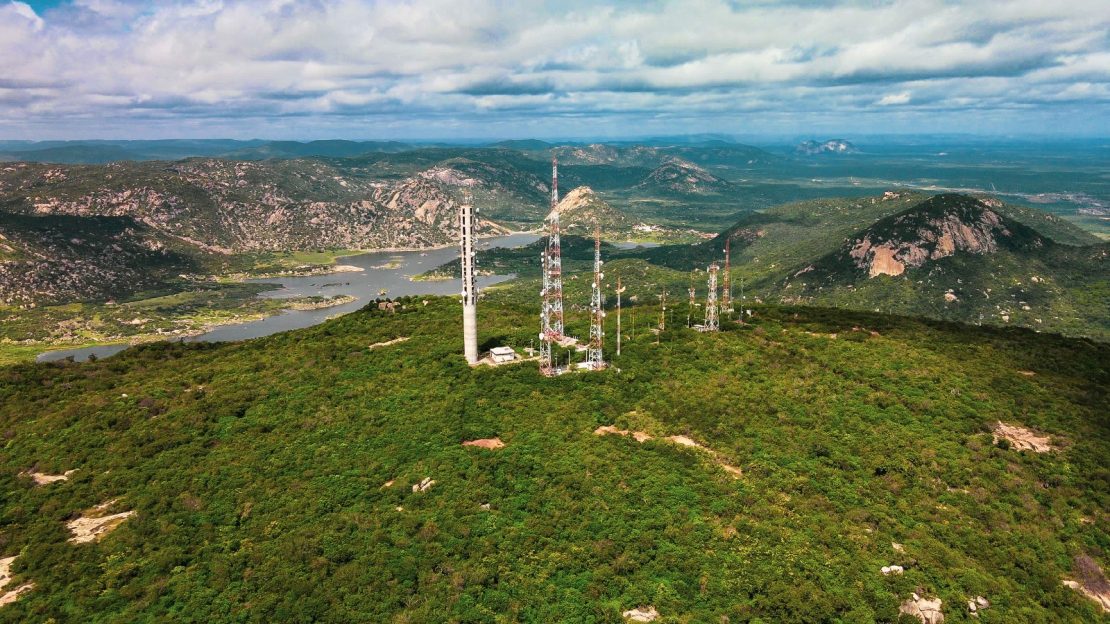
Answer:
[0, 283, 342, 363]
[0, 294, 1106, 622]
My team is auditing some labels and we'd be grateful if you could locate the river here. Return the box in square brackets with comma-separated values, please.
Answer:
[36, 233, 541, 363]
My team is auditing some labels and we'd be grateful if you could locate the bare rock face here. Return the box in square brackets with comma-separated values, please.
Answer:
[637, 158, 732, 195]
[899, 593, 944, 624]
[992, 421, 1054, 452]
[1063, 554, 1110, 613]
[622, 606, 660, 622]
[0, 160, 510, 304]
[848, 195, 1021, 279]
[549, 186, 628, 233]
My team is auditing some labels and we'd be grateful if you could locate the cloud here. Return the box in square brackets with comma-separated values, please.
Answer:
[878, 91, 912, 106]
[0, 0, 1107, 138]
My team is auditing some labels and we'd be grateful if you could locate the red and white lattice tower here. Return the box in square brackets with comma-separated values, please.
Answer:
[705, 263, 719, 331]
[539, 156, 565, 376]
[586, 227, 606, 370]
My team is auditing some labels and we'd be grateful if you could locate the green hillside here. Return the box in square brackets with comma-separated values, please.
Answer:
[0, 297, 1107, 622]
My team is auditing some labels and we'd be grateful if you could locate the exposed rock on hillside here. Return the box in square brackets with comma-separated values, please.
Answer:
[899, 593, 944, 623]
[0, 160, 502, 253]
[549, 186, 629, 233]
[796, 139, 857, 155]
[847, 195, 1035, 278]
[636, 158, 733, 195]
[813, 194, 1048, 281]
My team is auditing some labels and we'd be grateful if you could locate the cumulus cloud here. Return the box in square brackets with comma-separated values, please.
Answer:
[0, 0, 1107, 138]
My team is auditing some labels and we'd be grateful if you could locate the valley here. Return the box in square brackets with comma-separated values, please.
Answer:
[1, 139, 1107, 365]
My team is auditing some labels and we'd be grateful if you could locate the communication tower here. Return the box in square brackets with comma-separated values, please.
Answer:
[539, 156, 565, 376]
[585, 227, 606, 370]
[704, 263, 719, 331]
[459, 192, 478, 363]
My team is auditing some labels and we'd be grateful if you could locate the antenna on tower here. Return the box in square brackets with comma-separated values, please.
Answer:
[703, 263, 719, 332]
[539, 155, 565, 376]
[687, 273, 696, 328]
[615, 275, 626, 357]
[459, 190, 479, 363]
[585, 226, 606, 371]
[722, 238, 733, 318]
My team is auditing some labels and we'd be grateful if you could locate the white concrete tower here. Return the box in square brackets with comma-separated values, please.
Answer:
[460, 193, 479, 364]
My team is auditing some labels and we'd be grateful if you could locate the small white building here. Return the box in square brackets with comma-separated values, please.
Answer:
[490, 346, 518, 363]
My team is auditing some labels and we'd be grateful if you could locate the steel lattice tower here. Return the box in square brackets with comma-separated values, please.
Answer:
[459, 192, 479, 363]
[688, 271, 696, 327]
[540, 156, 564, 376]
[722, 239, 733, 315]
[586, 227, 605, 370]
[615, 276, 625, 357]
[539, 248, 551, 372]
[705, 263, 720, 331]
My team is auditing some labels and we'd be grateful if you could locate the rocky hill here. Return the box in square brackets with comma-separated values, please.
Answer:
[0, 212, 211, 306]
[796, 139, 857, 155]
[0, 160, 499, 252]
[631, 192, 1108, 340]
[808, 194, 1047, 280]
[549, 186, 630, 234]
[635, 158, 734, 196]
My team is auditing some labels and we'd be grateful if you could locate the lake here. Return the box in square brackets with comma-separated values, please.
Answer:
[36, 233, 541, 363]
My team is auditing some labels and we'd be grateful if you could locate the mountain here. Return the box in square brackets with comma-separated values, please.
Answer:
[635, 158, 734, 196]
[0, 211, 213, 306]
[488, 139, 553, 151]
[796, 139, 858, 155]
[552, 142, 777, 168]
[807, 194, 1047, 280]
[218, 140, 414, 160]
[0, 159, 500, 254]
[0, 295, 1106, 622]
[550, 186, 629, 234]
[0, 144, 142, 165]
[634, 191, 1108, 340]
[781, 194, 1109, 337]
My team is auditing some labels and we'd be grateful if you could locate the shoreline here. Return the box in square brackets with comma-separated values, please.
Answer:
[24, 232, 541, 364]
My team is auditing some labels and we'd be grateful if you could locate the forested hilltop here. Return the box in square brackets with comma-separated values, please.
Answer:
[1, 295, 1107, 622]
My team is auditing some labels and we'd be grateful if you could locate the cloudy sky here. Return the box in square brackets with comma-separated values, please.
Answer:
[2, 0, 1108, 140]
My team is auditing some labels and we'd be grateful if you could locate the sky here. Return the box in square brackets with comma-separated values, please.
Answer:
[1, 0, 1108, 141]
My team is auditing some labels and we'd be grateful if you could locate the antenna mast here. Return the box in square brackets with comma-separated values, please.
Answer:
[586, 227, 606, 370]
[722, 239, 733, 318]
[539, 156, 565, 376]
[615, 276, 626, 357]
[704, 263, 719, 331]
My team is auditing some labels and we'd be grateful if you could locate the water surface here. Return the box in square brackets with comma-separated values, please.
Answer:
[37, 233, 540, 363]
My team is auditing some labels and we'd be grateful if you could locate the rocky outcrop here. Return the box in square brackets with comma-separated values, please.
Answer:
[636, 158, 732, 195]
[0, 159, 511, 304]
[622, 606, 660, 622]
[992, 421, 1054, 452]
[796, 139, 857, 155]
[549, 186, 628, 233]
[899, 593, 944, 623]
[840, 194, 1044, 279]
